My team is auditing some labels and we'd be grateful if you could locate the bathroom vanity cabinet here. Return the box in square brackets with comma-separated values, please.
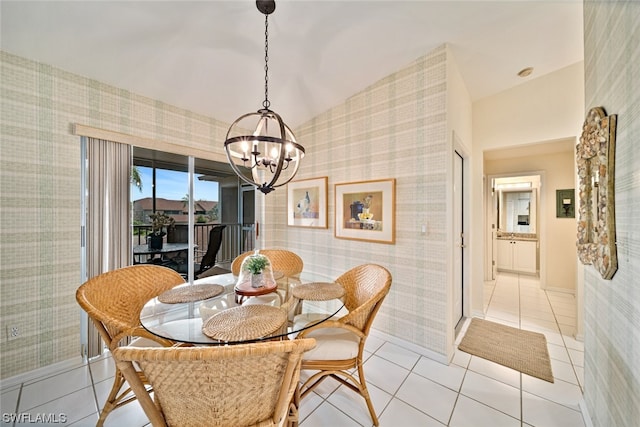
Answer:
[496, 238, 537, 274]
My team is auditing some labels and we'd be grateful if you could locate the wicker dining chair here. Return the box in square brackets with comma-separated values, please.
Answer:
[233, 249, 304, 305]
[113, 338, 316, 427]
[293, 264, 392, 426]
[75, 264, 185, 426]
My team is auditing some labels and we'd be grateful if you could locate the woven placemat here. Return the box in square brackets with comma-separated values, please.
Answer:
[158, 284, 224, 304]
[292, 282, 344, 301]
[202, 304, 286, 342]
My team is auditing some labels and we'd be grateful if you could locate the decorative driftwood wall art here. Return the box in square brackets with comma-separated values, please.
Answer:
[576, 106, 617, 280]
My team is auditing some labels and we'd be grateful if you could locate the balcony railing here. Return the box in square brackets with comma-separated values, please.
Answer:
[133, 222, 255, 266]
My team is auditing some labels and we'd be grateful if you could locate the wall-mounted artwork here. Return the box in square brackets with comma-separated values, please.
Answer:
[335, 178, 395, 244]
[576, 106, 617, 280]
[287, 177, 328, 228]
[556, 189, 575, 218]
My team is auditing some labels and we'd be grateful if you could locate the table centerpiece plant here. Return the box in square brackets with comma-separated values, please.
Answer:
[243, 253, 271, 288]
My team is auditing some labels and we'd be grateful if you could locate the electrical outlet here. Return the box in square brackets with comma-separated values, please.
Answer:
[7, 325, 19, 341]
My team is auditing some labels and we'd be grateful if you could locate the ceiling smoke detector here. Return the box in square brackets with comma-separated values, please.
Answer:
[517, 67, 534, 78]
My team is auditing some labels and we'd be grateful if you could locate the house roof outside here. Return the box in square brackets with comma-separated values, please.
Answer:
[133, 198, 218, 224]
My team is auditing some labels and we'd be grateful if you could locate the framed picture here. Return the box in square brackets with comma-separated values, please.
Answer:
[556, 189, 575, 218]
[335, 178, 395, 244]
[287, 177, 328, 228]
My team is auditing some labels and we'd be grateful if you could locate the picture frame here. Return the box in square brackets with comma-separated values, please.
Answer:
[287, 177, 328, 228]
[335, 178, 395, 244]
[556, 189, 575, 218]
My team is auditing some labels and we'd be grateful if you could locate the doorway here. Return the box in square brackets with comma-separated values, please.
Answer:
[453, 150, 464, 331]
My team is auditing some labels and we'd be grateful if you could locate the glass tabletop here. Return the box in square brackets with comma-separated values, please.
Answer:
[140, 272, 345, 345]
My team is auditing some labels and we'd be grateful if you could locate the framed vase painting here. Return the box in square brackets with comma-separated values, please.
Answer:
[335, 178, 395, 244]
[287, 177, 328, 228]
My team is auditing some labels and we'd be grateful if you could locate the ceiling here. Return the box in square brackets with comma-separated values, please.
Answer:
[1, 1, 583, 129]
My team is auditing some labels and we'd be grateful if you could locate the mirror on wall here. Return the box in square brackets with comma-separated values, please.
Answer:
[576, 106, 617, 279]
[498, 189, 537, 233]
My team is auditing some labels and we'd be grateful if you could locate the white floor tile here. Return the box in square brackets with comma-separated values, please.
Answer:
[449, 395, 520, 427]
[374, 341, 421, 370]
[326, 382, 392, 426]
[522, 391, 585, 427]
[521, 376, 583, 411]
[0, 388, 19, 414]
[460, 370, 521, 419]
[301, 401, 362, 427]
[298, 390, 324, 423]
[361, 355, 410, 395]
[547, 342, 572, 363]
[18, 367, 93, 411]
[549, 358, 579, 385]
[20, 386, 97, 426]
[412, 356, 466, 392]
[467, 356, 521, 389]
[395, 372, 457, 424]
[379, 397, 445, 427]
[568, 348, 584, 367]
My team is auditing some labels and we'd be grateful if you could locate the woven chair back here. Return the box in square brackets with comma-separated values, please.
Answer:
[114, 339, 316, 427]
[76, 265, 184, 348]
[232, 249, 303, 278]
[335, 264, 392, 332]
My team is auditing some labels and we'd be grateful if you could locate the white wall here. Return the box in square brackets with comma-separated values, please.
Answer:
[470, 62, 585, 314]
[485, 148, 577, 293]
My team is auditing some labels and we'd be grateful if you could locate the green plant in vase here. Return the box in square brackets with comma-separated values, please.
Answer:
[244, 254, 270, 288]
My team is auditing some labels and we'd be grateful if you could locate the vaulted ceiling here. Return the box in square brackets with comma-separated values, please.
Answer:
[1, 1, 583, 128]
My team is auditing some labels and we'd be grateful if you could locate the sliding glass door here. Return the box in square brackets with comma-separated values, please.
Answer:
[130, 147, 255, 278]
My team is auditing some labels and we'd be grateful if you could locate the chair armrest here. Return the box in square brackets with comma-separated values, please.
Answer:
[110, 326, 176, 350]
[296, 320, 365, 340]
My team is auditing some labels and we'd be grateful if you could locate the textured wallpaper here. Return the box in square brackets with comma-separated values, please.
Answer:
[0, 51, 230, 378]
[1, 43, 457, 379]
[583, 2, 640, 426]
[261, 45, 452, 355]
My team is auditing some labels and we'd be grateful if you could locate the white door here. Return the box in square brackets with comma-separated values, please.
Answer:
[453, 151, 464, 328]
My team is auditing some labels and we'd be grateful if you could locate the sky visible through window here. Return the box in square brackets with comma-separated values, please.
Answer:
[131, 166, 219, 202]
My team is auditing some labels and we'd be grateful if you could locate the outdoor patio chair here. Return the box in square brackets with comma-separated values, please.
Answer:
[194, 225, 226, 278]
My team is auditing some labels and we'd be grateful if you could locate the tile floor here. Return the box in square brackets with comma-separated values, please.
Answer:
[1, 272, 587, 426]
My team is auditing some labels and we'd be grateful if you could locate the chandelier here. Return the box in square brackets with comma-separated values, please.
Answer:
[224, 0, 305, 194]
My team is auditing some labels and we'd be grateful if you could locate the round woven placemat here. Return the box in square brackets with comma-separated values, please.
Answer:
[158, 284, 224, 304]
[292, 282, 344, 301]
[202, 304, 286, 342]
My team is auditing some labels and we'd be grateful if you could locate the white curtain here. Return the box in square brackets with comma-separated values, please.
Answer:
[86, 138, 131, 357]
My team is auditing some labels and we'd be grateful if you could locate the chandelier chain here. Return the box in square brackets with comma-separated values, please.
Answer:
[263, 14, 270, 109]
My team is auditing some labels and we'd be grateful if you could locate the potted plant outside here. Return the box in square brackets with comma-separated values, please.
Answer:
[147, 212, 175, 250]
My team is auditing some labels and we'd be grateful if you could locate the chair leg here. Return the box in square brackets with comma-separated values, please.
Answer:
[97, 368, 143, 426]
[356, 363, 379, 426]
[96, 370, 125, 426]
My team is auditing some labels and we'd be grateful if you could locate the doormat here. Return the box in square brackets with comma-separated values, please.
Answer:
[458, 318, 554, 383]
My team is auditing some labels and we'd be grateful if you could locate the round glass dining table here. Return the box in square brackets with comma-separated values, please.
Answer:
[139, 272, 345, 345]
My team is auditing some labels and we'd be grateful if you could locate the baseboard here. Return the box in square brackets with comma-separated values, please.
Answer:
[370, 328, 449, 365]
[544, 286, 576, 295]
[579, 398, 593, 427]
[0, 356, 86, 391]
